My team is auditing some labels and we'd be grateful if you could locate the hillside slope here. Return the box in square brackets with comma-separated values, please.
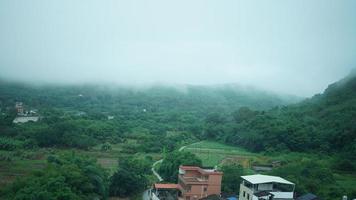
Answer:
[225, 72, 356, 158]
[0, 81, 300, 152]
[0, 82, 299, 116]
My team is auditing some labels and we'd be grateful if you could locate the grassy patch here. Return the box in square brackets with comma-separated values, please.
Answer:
[188, 141, 250, 152]
[334, 172, 356, 191]
[183, 140, 264, 167]
[0, 139, 161, 188]
[0, 159, 46, 187]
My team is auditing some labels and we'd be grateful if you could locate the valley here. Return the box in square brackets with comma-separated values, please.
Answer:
[0, 73, 355, 200]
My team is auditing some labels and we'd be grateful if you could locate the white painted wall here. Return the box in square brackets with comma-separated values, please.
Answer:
[239, 184, 254, 200]
[152, 192, 160, 200]
[270, 192, 294, 199]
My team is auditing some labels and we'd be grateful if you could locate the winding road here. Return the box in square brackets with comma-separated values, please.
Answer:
[151, 159, 163, 181]
[151, 141, 202, 182]
[144, 141, 203, 200]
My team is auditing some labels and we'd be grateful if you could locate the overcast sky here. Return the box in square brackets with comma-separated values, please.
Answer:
[0, 0, 356, 96]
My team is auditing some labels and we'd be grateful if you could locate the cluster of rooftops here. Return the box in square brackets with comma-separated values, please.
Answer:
[150, 165, 319, 200]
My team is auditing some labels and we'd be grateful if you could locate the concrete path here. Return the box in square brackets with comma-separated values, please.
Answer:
[179, 141, 203, 152]
[151, 159, 163, 182]
[151, 141, 203, 182]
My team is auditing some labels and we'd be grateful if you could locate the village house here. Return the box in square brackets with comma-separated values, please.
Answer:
[151, 166, 223, 200]
[239, 174, 295, 200]
[151, 183, 180, 200]
[178, 166, 223, 200]
[15, 102, 24, 115]
[13, 102, 40, 124]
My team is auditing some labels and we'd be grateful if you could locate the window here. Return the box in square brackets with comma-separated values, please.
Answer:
[186, 196, 190, 200]
[204, 187, 207, 192]
[243, 191, 245, 197]
[247, 194, 250, 200]
[244, 182, 253, 189]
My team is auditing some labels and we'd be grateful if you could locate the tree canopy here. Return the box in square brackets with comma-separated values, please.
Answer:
[1, 153, 109, 200]
[158, 151, 202, 182]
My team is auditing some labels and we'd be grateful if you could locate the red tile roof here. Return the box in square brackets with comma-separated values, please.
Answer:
[154, 183, 179, 189]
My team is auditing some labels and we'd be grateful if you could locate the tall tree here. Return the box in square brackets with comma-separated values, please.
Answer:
[158, 151, 202, 182]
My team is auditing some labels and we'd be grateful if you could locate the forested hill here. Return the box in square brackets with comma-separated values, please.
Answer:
[223, 72, 356, 159]
[0, 81, 299, 115]
[0, 81, 299, 151]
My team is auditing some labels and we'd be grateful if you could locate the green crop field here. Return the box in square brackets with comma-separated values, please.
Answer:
[188, 141, 252, 152]
[183, 140, 268, 168]
[0, 139, 161, 187]
[0, 159, 47, 187]
[334, 172, 356, 191]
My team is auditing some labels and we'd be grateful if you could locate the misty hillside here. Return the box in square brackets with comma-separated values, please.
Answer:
[0, 76, 355, 200]
[0, 81, 300, 116]
[1, 1, 355, 200]
[222, 72, 356, 158]
[0, 81, 300, 152]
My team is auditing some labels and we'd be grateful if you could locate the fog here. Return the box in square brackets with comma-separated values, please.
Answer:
[0, 0, 355, 97]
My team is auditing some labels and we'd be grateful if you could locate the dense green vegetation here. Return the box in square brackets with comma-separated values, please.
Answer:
[0, 72, 355, 199]
[1, 153, 108, 200]
[194, 73, 356, 199]
[109, 156, 151, 197]
[184, 140, 356, 199]
[221, 163, 244, 194]
[269, 160, 341, 198]
[0, 82, 294, 152]
[158, 151, 202, 182]
[0, 81, 293, 199]
[204, 73, 356, 161]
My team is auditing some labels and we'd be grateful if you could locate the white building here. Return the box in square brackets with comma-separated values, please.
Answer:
[239, 174, 295, 200]
[13, 116, 39, 124]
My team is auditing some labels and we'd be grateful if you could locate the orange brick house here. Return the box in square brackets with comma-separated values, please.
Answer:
[178, 166, 223, 200]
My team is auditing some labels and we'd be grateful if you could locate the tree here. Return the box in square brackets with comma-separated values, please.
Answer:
[101, 142, 112, 152]
[1, 153, 109, 200]
[221, 163, 243, 193]
[109, 168, 147, 197]
[109, 157, 150, 197]
[158, 151, 202, 182]
[269, 160, 336, 199]
[232, 107, 258, 123]
[203, 113, 227, 139]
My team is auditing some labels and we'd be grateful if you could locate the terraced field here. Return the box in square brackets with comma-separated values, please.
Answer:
[0, 159, 47, 187]
[183, 140, 269, 169]
[0, 140, 161, 188]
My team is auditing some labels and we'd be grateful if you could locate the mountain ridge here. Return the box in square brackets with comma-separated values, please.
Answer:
[223, 72, 356, 159]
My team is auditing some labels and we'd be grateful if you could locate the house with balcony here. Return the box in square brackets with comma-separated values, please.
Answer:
[178, 166, 223, 200]
[151, 183, 180, 200]
[150, 166, 223, 200]
[239, 174, 295, 200]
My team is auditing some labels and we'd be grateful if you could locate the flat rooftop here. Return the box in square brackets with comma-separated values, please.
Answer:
[241, 174, 294, 185]
[180, 166, 223, 175]
[13, 116, 39, 123]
